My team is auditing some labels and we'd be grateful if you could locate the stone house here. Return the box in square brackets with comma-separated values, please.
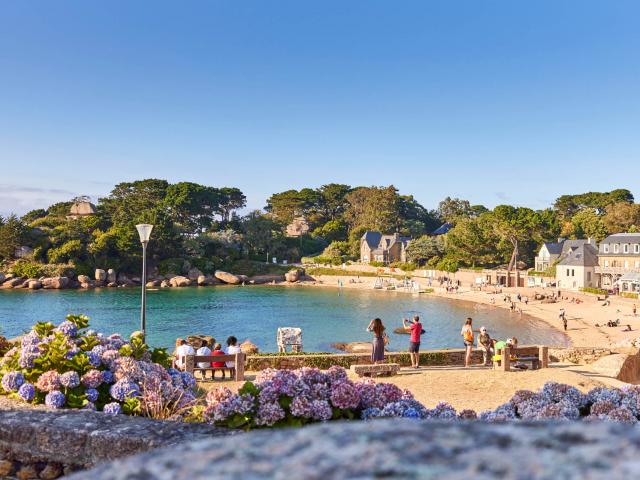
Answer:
[534, 238, 593, 272]
[67, 201, 97, 220]
[555, 243, 599, 291]
[360, 232, 411, 264]
[596, 233, 640, 292]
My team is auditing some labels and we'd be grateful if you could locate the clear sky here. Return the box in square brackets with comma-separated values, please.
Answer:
[1, 1, 639, 217]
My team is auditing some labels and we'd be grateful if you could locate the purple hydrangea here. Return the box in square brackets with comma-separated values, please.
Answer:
[541, 382, 587, 408]
[60, 371, 80, 389]
[81, 369, 104, 388]
[91, 345, 107, 357]
[18, 382, 35, 402]
[361, 407, 382, 420]
[21, 331, 41, 348]
[109, 379, 140, 401]
[103, 402, 122, 415]
[605, 407, 637, 424]
[45, 391, 66, 409]
[590, 400, 617, 417]
[86, 351, 102, 367]
[36, 370, 61, 392]
[255, 402, 286, 426]
[180, 372, 196, 389]
[85, 388, 99, 402]
[1, 371, 25, 392]
[101, 350, 121, 369]
[588, 386, 623, 406]
[55, 320, 78, 337]
[101, 370, 115, 384]
[458, 409, 478, 420]
[83, 402, 97, 411]
[403, 408, 421, 419]
[431, 401, 458, 421]
[329, 381, 360, 410]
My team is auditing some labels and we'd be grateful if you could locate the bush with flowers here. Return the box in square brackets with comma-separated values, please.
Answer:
[0, 314, 197, 419]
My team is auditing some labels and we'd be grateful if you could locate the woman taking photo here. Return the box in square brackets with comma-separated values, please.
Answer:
[460, 317, 477, 368]
[367, 318, 387, 364]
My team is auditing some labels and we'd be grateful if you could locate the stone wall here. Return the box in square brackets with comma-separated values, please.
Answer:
[246, 346, 543, 370]
[0, 401, 230, 479]
[72, 419, 640, 479]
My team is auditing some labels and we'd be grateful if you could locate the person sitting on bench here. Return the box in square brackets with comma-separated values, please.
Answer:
[196, 339, 213, 379]
[211, 343, 227, 379]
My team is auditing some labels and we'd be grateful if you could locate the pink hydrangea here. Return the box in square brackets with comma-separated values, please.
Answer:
[81, 369, 104, 389]
[113, 356, 144, 382]
[36, 370, 61, 393]
[330, 381, 360, 410]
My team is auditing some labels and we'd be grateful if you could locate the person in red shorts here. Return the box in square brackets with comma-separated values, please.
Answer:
[211, 343, 227, 380]
[402, 315, 424, 368]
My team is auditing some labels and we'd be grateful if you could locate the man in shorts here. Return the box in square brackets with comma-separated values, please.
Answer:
[403, 315, 423, 368]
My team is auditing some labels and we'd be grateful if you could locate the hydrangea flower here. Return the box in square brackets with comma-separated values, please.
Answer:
[330, 381, 360, 410]
[18, 382, 35, 401]
[588, 386, 623, 406]
[103, 402, 122, 415]
[255, 402, 286, 426]
[458, 409, 478, 420]
[81, 369, 104, 388]
[431, 401, 457, 420]
[83, 402, 97, 411]
[109, 379, 140, 401]
[36, 370, 61, 392]
[1, 371, 25, 392]
[101, 350, 121, 369]
[85, 388, 99, 402]
[86, 351, 102, 367]
[590, 400, 617, 417]
[60, 371, 80, 389]
[45, 391, 66, 409]
[101, 370, 115, 384]
[541, 382, 587, 408]
[54, 320, 78, 337]
[361, 407, 382, 420]
[605, 407, 637, 424]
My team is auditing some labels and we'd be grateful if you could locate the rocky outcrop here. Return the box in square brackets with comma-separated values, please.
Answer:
[214, 271, 242, 285]
[107, 269, 117, 284]
[0, 400, 230, 479]
[186, 335, 215, 348]
[146, 280, 161, 288]
[77, 275, 90, 284]
[332, 342, 373, 354]
[95, 269, 107, 282]
[240, 340, 259, 354]
[72, 420, 640, 479]
[285, 268, 304, 283]
[169, 276, 191, 287]
[0, 273, 5, 284]
[187, 268, 203, 281]
[197, 275, 208, 286]
[248, 274, 285, 284]
[41, 277, 69, 290]
[2, 277, 24, 288]
[28, 280, 42, 290]
[160, 280, 170, 288]
[590, 352, 640, 383]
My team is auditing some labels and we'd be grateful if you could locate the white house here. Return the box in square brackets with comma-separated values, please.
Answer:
[555, 242, 599, 290]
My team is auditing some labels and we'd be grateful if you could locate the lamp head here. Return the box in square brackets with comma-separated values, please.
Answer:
[135, 224, 154, 244]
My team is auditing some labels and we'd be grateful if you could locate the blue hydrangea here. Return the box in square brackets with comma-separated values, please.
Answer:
[588, 387, 623, 406]
[101, 370, 115, 384]
[167, 368, 180, 376]
[1, 371, 25, 392]
[109, 379, 140, 401]
[91, 345, 107, 357]
[431, 401, 457, 420]
[86, 351, 102, 367]
[103, 402, 122, 415]
[83, 402, 97, 411]
[361, 407, 382, 420]
[45, 391, 66, 409]
[85, 388, 99, 402]
[64, 347, 81, 360]
[541, 382, 588, 408]
[18, 383, 35, 402]
[55, 320, 78, 337]
[180, 372, 197, 389]
[60, 371, 80, 388]
[402, 407, 421, 419]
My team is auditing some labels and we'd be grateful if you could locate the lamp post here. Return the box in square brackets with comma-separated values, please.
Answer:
[135, 224, 154, 339]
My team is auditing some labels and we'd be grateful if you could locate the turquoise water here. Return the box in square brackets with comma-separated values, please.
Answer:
[0, 286, 569, 351]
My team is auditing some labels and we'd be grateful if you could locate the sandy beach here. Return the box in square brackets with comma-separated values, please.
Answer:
[298, 273, 640, 349]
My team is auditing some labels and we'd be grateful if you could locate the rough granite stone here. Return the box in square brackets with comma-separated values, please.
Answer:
[72, 419, 640, 479]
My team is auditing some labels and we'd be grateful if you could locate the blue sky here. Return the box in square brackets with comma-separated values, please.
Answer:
[1, 1, 639, 217]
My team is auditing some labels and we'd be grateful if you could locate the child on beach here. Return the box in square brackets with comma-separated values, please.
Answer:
[559, 308, 567, 330]
[211, 343, 227, 379]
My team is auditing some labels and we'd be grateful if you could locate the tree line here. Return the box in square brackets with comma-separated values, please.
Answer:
[0, 182, 638, 278]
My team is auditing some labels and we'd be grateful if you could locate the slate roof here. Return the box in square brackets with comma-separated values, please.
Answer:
[557, 243, 599, 267]
[600, 233, 640, 244]
[432, 223, 453, 235]
[543, 242, 563, 255]
[361, 231, 382, 250]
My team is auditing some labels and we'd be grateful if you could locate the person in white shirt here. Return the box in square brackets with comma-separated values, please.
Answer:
[196, 340, 212, 378]
[225, 336, 242, 369]
[175, 339, 195, 368]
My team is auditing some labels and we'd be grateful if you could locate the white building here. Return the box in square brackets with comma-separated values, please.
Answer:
[555, 242, 599, 291]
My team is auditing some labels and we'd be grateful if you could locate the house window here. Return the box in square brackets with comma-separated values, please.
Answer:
[624, 244, 629, 253]
[587, 272, 592, 281]
[566, 269, 570, 276]
[614, 244, 619, 253]
[635, 244, 640, 254]
[571, 269, 575, 276]
[604, 245, 609, 253]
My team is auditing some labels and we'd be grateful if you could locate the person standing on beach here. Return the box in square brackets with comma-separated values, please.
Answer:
[559, 308, 567, 330]
[633, 304, 637, 317]
[367, 318, 387, 364]
[402, 315, 423, 368]
[460, 318, 476, 368]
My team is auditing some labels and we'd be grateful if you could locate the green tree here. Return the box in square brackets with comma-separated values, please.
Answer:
[405, 236, 444, 266]
[570, 208, 608, 241]
[602, 202, 640, 233]
[312, 219, 348, 243]
[217, 187, 247, 222]
[344, 186, 400, 232]
[164, 181, 221, 233]
[0, 214, 27, 260]
[240, 211, 285, 258]
[436, 197, 486, 225]
[317, 183, 351, 221]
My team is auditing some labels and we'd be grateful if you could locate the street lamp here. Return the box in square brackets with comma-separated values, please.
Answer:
[135, 224, 154, 339]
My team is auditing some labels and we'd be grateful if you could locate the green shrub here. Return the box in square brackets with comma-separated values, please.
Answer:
[369, 261, 385, 268]
[158, 258, 187, 275]
[389, 262, 417, 272]
[10, 259, 44, 278]
[47, 239, 83, 264]
[580, 287, 608, 295]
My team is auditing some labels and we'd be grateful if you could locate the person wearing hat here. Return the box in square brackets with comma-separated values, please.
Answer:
[478, 326, 493, 366]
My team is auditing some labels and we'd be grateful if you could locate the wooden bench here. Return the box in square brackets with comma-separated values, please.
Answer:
[350, 363, 400, 378]
[179, 353, 246, 381]
[493, 346, 548, 372]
